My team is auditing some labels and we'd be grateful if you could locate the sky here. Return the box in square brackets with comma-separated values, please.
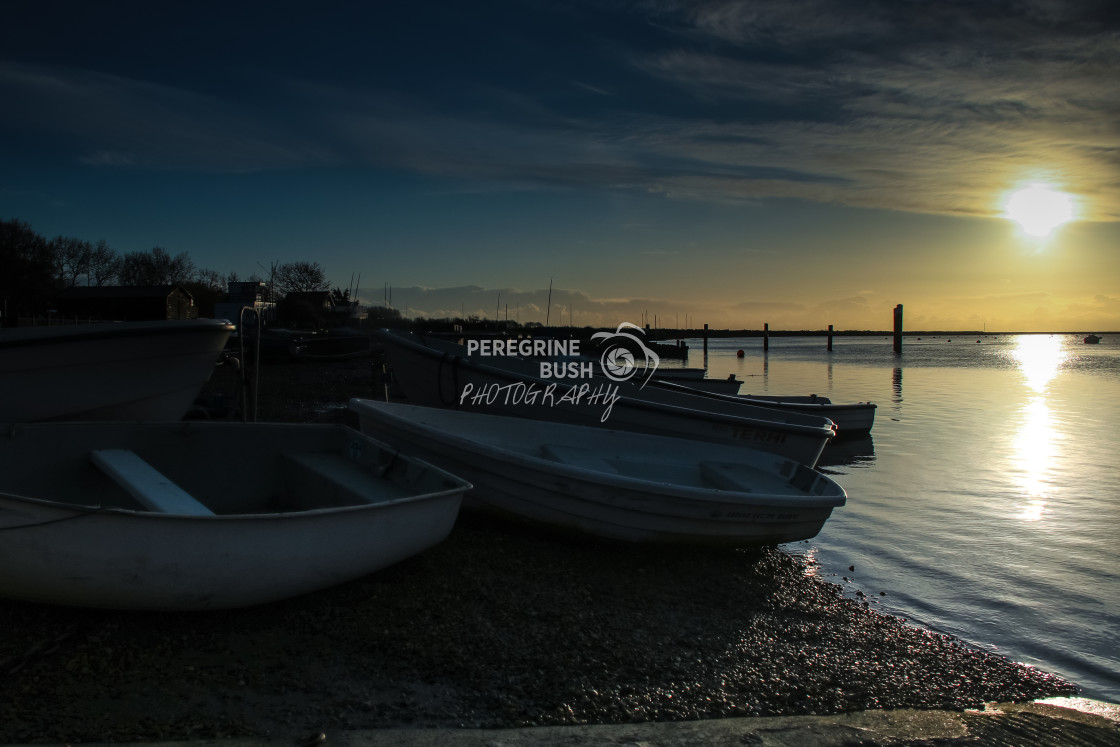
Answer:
[2, 0, 1118, 331]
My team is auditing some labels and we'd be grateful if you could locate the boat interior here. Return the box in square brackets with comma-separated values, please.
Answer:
[1, 423, 462, 516]
[536, 443, 832, 498]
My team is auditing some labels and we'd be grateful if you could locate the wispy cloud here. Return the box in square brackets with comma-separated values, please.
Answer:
[0, 63, 336, 172]
[4, 1, 1116, 220]
[618, 2, 1118, 217]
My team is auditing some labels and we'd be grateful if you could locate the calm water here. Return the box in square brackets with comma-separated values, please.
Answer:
[669, 333, 1120, 702]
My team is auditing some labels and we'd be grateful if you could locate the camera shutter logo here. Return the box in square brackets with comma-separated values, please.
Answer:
[590, 322, 660, 389]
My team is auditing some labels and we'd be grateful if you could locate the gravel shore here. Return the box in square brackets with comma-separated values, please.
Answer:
[0, 354, 1079, 743]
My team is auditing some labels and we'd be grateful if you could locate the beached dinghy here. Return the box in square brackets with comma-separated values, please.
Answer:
[652, 368, 744, 394]
[351, 399, 846, 546]
[376, 329, 836, 467]
[0, 319, 234, 422]
[646, 381, 877, 438]
[736, 393, 875, 437]
[0, 421, 470, 610]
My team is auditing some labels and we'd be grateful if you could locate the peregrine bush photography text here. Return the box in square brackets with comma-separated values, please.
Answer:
[460, 323, 659, 422]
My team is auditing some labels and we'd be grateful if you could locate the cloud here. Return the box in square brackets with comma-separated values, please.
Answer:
[4, 1, 1115, 220]
[0, 63, 336, 172]
[629, 0, 1120, 219]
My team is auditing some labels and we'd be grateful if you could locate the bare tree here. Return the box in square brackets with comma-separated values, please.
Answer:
[50, 236, 93, 287]
[274, 260, 330, 296]
[1, 218, 56, 321]
[194, 267, 225, 292]
[118, 247, 196, 286]
[88, 240, 119, 286]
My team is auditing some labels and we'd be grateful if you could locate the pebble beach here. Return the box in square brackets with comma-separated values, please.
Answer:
[0, 354, 1080, 743]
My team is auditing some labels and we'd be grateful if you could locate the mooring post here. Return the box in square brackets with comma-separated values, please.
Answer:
[827, 324, 834, 351]
[763, 322, 769, 352]
[893, 304, 903, 355]
[703, 323, 708, 355]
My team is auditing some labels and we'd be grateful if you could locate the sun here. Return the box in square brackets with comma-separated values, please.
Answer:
[1003, 183, 1076, 238]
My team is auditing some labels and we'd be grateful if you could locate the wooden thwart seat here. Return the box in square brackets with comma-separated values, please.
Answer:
[283, 452, 411, 506]
[90, 449, 214, 516]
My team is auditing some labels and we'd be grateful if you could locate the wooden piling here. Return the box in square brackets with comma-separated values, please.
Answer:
[703, 323, 708, 355]
[827, 324, 833, 351]
[893, 304, 903, 355]
[763, 323, 769, 352]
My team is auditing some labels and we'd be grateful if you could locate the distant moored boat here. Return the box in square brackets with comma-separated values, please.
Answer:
[1084, 334, 1101, 344]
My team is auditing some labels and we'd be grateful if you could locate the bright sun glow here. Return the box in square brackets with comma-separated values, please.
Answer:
[1003, 183, 1076, 238]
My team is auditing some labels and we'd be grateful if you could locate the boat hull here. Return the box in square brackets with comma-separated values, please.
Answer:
[645, 382, 877, 438]
[654, 371, 743, 394]
[0, 421, 468, 610]
[352, 399, 846, 546]
[378, 330, 835, 466]
[0, 319, 234, 422]
[737, 395, 876, 437]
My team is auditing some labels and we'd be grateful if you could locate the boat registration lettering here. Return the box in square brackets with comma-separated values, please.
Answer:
[729, 426, 787, 444]
[713, 510, 799, 521]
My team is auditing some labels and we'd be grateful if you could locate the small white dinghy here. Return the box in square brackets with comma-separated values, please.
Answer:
[350, 399, 846, 546]
[0, 319, 234, 422]
[647, 381, 878, 438]
[0, 421, 470, 610]
[376, 329, 837, 467]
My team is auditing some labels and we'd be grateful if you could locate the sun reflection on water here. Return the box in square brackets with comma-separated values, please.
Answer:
[1011, 335, 1068, 392]
[1008, 336, 1068, 522]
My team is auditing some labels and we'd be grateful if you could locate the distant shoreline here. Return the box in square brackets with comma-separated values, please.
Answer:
[644, 329, 1114, 339]
[370, 323, 1113, 340]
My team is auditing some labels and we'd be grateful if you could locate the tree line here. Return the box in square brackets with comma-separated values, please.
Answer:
[1, 218, 331, 324]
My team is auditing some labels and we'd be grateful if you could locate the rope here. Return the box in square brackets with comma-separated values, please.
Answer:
[0, 504, 105, 532]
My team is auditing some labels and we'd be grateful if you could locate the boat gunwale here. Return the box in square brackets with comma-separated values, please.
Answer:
[0, 483, 469, 522]
[349, 399, 847, 509]
[652, 378, 877, 412]
[0, 319, 235, 350]
[378, 329, 839, 439]
[0, 421, 471, 521]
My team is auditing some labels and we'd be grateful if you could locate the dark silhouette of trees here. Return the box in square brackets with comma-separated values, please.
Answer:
[38, 235, 122, 288]
[275, 261, 330, 295]
[50, 236, 94, 288]
[366, 305, 403, 324]
[1, 219, 56, 323]
[182, 268, 227, 318]
[88, 240, 119, 286]
[1, 219, 343, 324]
[118, 247, 196, 286]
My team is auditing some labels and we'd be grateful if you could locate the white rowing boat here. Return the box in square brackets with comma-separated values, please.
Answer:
[351, 399, 847, 546]
[0, 319, 233, 422]
[0, 421, 469, 610]
[377, 329, 836, 467]
[652, 368, 744, 394]
[646, 382, 877, 437]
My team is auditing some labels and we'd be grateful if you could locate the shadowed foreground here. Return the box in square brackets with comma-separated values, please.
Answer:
[0, 357, 1080, 743]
